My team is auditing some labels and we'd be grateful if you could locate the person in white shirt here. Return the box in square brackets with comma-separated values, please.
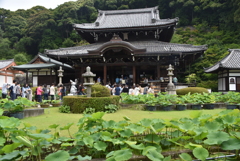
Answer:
[50, 83, 55, 100]
[147, 85, 154, 94]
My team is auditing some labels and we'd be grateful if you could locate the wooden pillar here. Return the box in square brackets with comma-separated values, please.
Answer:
[133, 66, 136, 84]
[103, 65, 107, 85]
[81, 67, 84, 84]
[26, 71, 29, 83]
[50, 68, 52, 84]
[157, 64, 160, 79]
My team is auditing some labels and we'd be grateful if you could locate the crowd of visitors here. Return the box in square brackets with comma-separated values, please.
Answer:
[106, 83, 155, 96]
[1, 80, 68, 103]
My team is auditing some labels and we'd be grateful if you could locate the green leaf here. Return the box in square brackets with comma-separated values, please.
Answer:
[0, 150, 22, 161]
[119, 129, 133, 137]
[144, 134, 161, 144]
[125, 141, 145, 150]
[146, 149, 164, 161]
[76, 155, 92, 161]
[206, 131, 229, 145]
[193, 147, 209, 161]
[0, 137, 6, 146]
[60, 123, 74, 130]
[179, 153, 192, 161]
[222, 115, 236, 125]
[163, 156, 171, 161]
[2, 143, 22, 153]
[204, 121, 221, 131]
[94, 141, 107, 151]
[91, 112, 105, 120]
[49, 124, 59, 129]
[83, 136, 94, 146]
[178, 122, 194, 131]
[142, 146, 157, 155]
[45, 150, 70, 161]
[152, 122, 166, 132]
[140, 118, 153, 127]
[221, 138, 240, 150]
[106, 149, 132, 161]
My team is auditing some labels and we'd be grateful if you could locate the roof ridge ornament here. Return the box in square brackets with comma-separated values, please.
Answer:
[111, 34, 122, 41]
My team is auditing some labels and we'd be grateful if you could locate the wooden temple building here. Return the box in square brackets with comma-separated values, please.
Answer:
[205, 49, 240, 92]
[14, 6, 207, 86]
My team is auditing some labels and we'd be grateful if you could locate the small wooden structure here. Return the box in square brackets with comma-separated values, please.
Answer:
[205, 49, 240, 92]
[0, 59, 22, 87]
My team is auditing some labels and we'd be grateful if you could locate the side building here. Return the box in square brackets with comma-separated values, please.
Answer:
[205, 49, 240, 92]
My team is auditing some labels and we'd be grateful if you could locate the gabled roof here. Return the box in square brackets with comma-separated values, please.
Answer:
[73, 6, 178, 31]
[0, 59, 15, 70]
[205, 49, 240, 73]
[13, 54, 73, 71]
[45, 40, 206, 57]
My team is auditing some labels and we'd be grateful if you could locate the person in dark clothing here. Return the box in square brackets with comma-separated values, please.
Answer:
[121, 85, 129, 94]
[77, 84, 84, 95]
[60, 85, 66, 100]
[115, 84, 121, 96]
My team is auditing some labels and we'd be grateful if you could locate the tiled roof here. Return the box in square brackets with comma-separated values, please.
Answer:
[73, 6, 178, 30]
[14, 54, 73, 70]
[45, 41, 206, 57]
[0, 59, 14, 70]
[205, 49, 240, 73]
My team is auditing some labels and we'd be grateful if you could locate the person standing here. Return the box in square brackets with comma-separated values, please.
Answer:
[15, 83, 22, 98]
[115, 84, 121, 96]
[50, 83, 55, 100]
[121, 85, 129, 94]
[173, 77, 178, 86]
[2, 83, 9, 98]
[36, 84, 43, 102]
[77, 84, 84, 95]
[22, 83, 31, 98]
[60, 85, 66, 100]
[143, 85, 148, 95]
[42, 84, 49, 100]
[97, 77, 101, 84]
[9, 80, 17, 100]
[147, 85, 155, 94]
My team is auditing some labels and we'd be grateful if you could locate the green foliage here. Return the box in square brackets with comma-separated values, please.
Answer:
[63, 95, 120, 113]
[177, 87, 209, 95]
[104, 104, 119, 113]
[59, 105, 71, 113]
[1, 108, 240, 160]
[83, 107, 96, 114]
[91, 83, 111, 97]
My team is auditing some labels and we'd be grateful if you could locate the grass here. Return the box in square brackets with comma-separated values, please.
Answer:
[20, 107, 225, 137]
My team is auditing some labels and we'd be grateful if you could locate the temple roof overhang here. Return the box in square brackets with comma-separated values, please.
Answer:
[45, 40, 207, 58]
[205, 49, 240, 73]
[73, 6, 178, 31]
[13, 54, 73, 71]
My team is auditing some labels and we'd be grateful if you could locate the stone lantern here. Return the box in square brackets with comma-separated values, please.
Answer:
[58, 66, 64, 86]
[82, 66, 96, 97]
[166, 64, 176, 95]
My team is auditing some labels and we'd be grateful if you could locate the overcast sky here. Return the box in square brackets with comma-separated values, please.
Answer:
[0, 0, 77, 11]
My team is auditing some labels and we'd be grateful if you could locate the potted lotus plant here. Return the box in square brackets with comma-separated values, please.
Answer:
[145, 97, 157, 111]
[224, 92, 240, 109]
[202, 92, 216, 109]
[175, 96, 187, 111]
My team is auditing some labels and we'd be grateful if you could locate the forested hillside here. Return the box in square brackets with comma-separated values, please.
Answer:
[0, 0, 240, 90]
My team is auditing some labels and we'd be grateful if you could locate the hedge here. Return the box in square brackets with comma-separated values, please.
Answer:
[62, 95, 120, 113]
[176, 87, 209, 95]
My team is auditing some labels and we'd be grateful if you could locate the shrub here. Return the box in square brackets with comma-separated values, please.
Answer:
[177, 87, 209, 95]
[197, 80, 218, 92]
[104, 104, 119, 113]
[63, 96, 120, 113]
[59, 105, 71, 113]
[91, 83, 111, 97]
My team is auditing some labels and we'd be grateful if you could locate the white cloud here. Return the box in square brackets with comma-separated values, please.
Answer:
[0, 0, 77, 11]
